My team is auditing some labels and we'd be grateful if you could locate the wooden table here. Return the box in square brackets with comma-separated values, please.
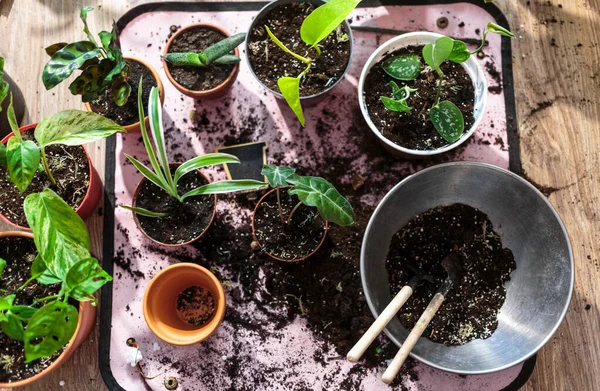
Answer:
[0, 0, 598, 390]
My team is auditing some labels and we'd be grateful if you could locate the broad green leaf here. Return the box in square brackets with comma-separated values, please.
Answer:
[287, 175, 354, 226]
[174, 153, 240, 184]
[487, 22, 515, 38]
[422, 44, 434, 69]
[448, 40, 471, 63]
[148, 87, 174, 189]
[432, 36, 454, 68]
[32, 254, 62, 285]
[180, 180, 265, 201]
[45, 42, 68, 57]
[0, 294, 15, 310]
[35, 109, 124, 147]
[430, 101, 465, 143]
[42, 41, 101, 90]
[380, 96, 411, 113]
[203, 33, 246, 65]
[7, 137, 41, 193]
[0, 257, 5, 277]
[0, 143, 6, 166]
[261, 164, 296, 188]
[111, 78, 131, 107]
[382, 54, 422, 81]
[212, 55, 242, 65]
[265, 26, 311, 64]
[300, 0, 360, 47]
[66, 258, 112, 301]
[278, 77, 305, 126]
[24, 301, 78, 362]
[10, 306, 38, 320]
[1, 312, 25, 340]
[163, 53, 203, 67]
[24, 189, 92, 281]
[121, 205, 168, 218]
[0, 57, 8, 113]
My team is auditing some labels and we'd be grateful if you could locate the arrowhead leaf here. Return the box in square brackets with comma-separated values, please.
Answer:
[261, 164, 296, 188]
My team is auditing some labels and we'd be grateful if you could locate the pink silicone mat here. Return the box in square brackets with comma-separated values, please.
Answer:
[99, 1, 532, 390]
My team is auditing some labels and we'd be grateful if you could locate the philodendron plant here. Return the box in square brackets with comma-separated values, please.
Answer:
[265, 0, 360, 126]
[0, 57, 8, 111]
[0, 95, 124, 193]
[261, 164, 355, 227]
[380, 22, 514, 143]
[42, 7, 132, 106]
[0, 188, 111, 362]
[162, 33, 246, 68]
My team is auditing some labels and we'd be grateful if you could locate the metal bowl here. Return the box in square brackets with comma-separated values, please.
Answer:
[361, 162, 573, 374]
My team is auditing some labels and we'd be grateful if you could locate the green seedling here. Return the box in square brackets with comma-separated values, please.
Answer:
[162, 33, 246, 67]
[380, 82, 417, 113]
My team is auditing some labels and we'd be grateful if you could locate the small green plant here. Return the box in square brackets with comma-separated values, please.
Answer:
[122, 82, 265, 217]
[261, 164, 355, 226]
[42, 7, 132, 106]
[0, 57, 8, 111]
[264, 0, 360, 126]
[380, 82, 418, 113]
[162, 33, 246, 67]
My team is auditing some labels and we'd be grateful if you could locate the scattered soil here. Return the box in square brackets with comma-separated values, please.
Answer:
[166, 26, 237, 91]
[253, 190, 326, 260]
[176, 286, 216, 326]
[363, 45, 475, 150]
[385, 204, 516, 345]
[134, 166, 215, 245]
[89, 58, 157, 126]
[247, 2, 351, 97]
[0, 130, 90, 227]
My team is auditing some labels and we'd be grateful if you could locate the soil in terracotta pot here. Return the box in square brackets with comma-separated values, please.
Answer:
[363, 45, 475, 150]
[134, 167, 215, 245]
[88, 59, 157, 126]
[0, 130, 90, 227]
[166, 26, 237, 91]
[0, 236, 63, 383]
[247, 2, 351, 97]
[176, 286, 216, 326]
[385, 203, 516, 345]
[253, 190, 326, 260]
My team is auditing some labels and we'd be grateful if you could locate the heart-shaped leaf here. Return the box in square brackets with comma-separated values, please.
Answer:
[300, 0, 360, 47]
[261, 164, 296, 188]
[278, 77, 305, 126]
[6, 137, 41, 194]
[448, 40, 471, 63]
[430, 101, 465, 143]
[24, 301, 78, 362]
[382, 54, 422, 81]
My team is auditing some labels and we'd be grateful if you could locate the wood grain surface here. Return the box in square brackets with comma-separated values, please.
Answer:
[0, 0, 598, 390]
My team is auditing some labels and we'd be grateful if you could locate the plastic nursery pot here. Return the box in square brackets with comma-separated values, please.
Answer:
[0, 72, 26, 139]
[84, 56, 164, 133]
[358, 32, 488, 159]
[143, 263, 226, 345]
[130, 163, 217, 247]
[162, 23, 241, 99]
[0, 232, 96, 389]
[245, 0, 354, 107]
[251, 187, 329, 262]
[0, 124, 102, 231]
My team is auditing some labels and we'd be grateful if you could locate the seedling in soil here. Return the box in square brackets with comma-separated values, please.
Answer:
[42, 7, 132, 106]
[162, 33, 246, 67]
[380, 22, 514, 143]
[265, 0, 360, 125]
[380, 82, 418, 113]
[0, 57, 8, 112]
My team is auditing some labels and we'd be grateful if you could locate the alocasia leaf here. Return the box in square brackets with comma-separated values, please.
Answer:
[448, 40, 471, 63]
[0, 56, 8, 112]
[430, 100, 465, 143]
[66, 258, 112, 301]
[261, 164, 296, 188]
[299, 0, 360, 48]
[278, 77, 305, 126]
[6, 137, 41, 194]
[42, 41, 101, 90]
[382, 54, 422, 81]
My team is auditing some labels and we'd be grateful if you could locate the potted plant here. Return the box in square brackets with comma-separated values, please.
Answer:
[0, 188, 111, 388]
[162, 25, 245, 98]
[246, 0, 358, 126]
[358, 23, 514, 158]
[0, 57, 25, 139]
[0, 97, 125, 230]
[42, 6, 164, 133]
[252, 164, 354, 262]
[122, 82, 265, 246]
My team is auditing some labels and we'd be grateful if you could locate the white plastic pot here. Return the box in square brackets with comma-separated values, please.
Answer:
[358, 32, 488, 159]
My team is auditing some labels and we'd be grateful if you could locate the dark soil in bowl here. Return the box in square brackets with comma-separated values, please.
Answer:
[134, 167, 215, 245]
[0, 236, 63, 383]
[0, 130, 90, 227]
[385, 203, 516, 345]
[247, 2, 351, 97]
[364, 45, 475, 150]
[253, 190, 326, 260]
[176, 285, 216, 326]
[166, 26, 237, 91]
[88, 59, 157, 126]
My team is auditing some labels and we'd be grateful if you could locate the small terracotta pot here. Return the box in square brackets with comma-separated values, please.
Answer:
[143, 263, 226, 345]
[84, 56, 164, 133]
[0, 124, 102, 231]
[130, 163, 217, 247]
[0, 231, 96, 389]
[251, 187, 329, 262]
[162, 23, 240, 99]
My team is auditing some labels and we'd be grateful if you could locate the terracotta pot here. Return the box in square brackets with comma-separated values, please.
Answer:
[0, 72, 26, 139]
[251, 187, 329, 262]
[143, 263, 226, 345]
[84, 56, 164, 133]
[162, 23, 240, 99]
[0, 124, 102, 231]
[130, 163, 217, 247]
[0, 231, 96, 389]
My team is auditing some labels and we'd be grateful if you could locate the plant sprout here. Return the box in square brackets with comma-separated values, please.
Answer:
[162, 33, 246, 67]
[0, 57, 8, 112]
[380, 82, 418, 113]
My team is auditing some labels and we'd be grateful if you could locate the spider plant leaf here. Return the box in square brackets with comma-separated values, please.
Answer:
[121, 205, 167, 218]
[180, 180, 265, 201]
[174, 153, 240, 184]
[148, 86, 175, 190]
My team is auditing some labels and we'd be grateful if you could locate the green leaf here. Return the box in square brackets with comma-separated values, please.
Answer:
[0, 143, 6, 166]
[121, 205, 168, 218]
[264, 26, 311, 64]
[7, 138, 41, 194]
[7, 94, 20, 139]
[2, 312, 25, 340]
[448, 40, 471, 63]
[80, 6, 98, 45]
[0, 57, 8, 112]
[380, 96, 412, 113]
[287, 175, 354, 226]
[382, 54, 422, 80]
[261, 164, 296, 188]
[433, 36, 453, 68]
[42, 41, 101, 90]
[10, 306, 38, 320]
[299, 0, 360, 47]
[162, 53, 203, 67]
[24, 301, 78, 362]
[35, 109, 124, 147]
[487, 22, 515, 38]
[0, 294, 15, 310]
[180, 180, 265, 201]
[0, 257, 5, 277]
[125, 154, 173, 196]
[212, 55, 242, 65]
[202, 33, 246, 65]
[422, 43, 434, 69]
[66, 258, 112, 301]
[278, 77, 305, 126]
[45, 43, 68, 57]
[174, 153, 240, 184]
[430, 101, 465, 143]
[111, 78, 131, 107]
[98, 30, 114, 53]
[32, 254, 62, 285]
[148, 87, 173, 190]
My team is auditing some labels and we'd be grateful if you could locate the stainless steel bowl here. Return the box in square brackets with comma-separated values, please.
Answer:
[361, 162, 573, 374]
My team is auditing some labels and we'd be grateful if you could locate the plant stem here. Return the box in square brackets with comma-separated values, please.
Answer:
[470, 30, 489, 55]
[276, 187, 285, 225]
[434, 75, 445, 106]
[286, 201, 303, 225]
[17, 274, 39, 291]
[33, 294, 61, 305]
[40, 147, 57, 186]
